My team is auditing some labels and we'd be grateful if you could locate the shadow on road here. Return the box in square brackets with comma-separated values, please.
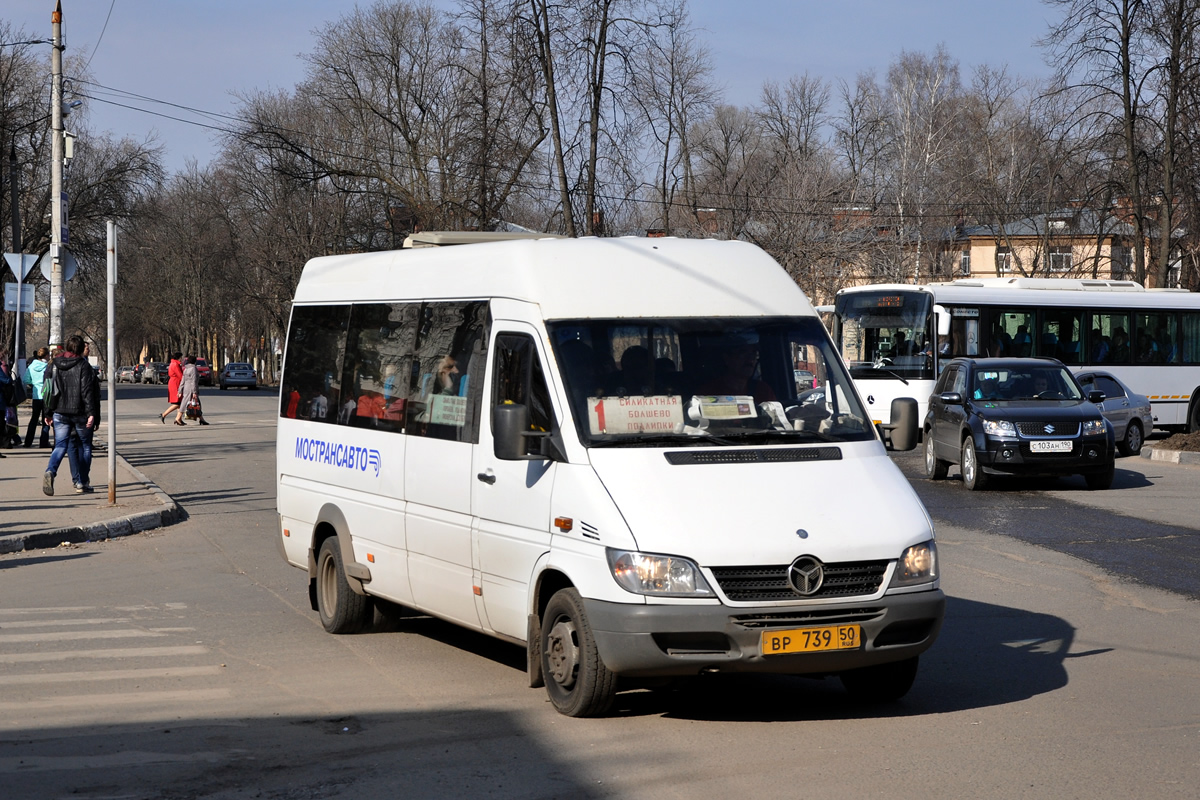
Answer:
[348, 595, 1078, 723]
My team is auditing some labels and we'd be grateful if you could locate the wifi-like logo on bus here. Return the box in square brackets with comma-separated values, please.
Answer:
[367, 449, 381, 477]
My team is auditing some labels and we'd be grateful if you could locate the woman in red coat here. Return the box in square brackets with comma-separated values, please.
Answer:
[158, 352, 185, 423]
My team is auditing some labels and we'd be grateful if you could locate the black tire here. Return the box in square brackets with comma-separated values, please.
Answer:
[540, 588, 617, 717]
[1118, 420, 1143, 457]
[840, 656, 919, 702]
[315, 537, 373, 634]
[1189, 399, 1200, 434]
[924, 431, 948, 480]
[1085, 466, 1115, 490]
[961, 437, 989, 491]
[219, 383, 227, 391]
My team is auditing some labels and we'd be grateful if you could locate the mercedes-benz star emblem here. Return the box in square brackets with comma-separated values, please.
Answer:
[787, 556, 825, 596]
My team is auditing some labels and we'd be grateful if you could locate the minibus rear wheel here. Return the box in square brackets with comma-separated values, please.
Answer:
[540, 588, 617, 717]
[839, 656, 919, 702]
[316, 537, 373, 634]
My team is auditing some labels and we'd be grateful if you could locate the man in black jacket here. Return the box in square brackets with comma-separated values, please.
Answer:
[43, 335, 100, 496]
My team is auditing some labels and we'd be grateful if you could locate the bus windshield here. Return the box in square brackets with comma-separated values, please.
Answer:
[833, 290, 935, 381]
[546, 317, 875, 447]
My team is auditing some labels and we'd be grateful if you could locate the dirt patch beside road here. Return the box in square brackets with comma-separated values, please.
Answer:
[1154, 431, 1200, 452]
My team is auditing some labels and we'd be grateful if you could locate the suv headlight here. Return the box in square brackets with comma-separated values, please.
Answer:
[983, 419, 1016, 437]
[889, 542, 938, 588]
[1082, 419, 1106, 436]
[606, 549, 714, 596]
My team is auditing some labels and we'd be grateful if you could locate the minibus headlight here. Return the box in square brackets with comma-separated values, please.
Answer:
[1082, 419, 1106, 436]
[889, 542, 937, 588]
[983, 419, 1016, 437]
[606, 549, 714, 597]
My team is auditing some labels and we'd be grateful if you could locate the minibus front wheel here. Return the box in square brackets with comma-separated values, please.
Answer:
[540, 588, 617, 717]
[316, 537, 374, 634]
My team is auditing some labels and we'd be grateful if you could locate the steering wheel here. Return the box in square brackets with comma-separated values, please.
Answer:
[1036, 391, 1065, 400]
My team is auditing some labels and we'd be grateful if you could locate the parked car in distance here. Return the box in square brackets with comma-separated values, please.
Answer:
[219, 362, 257, 390]
[1075, 370, 1154, 457]
[143, 362, 170, 384]
[924, 357, 1115, 491]
[116, 365, 136, 383]
[195, 357, 213, 386]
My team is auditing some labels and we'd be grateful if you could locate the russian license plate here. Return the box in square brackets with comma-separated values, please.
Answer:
[1029, 440, 1072, 453]
[762, 624, 860, 655]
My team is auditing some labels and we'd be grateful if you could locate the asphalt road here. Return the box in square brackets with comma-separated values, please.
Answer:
[2, 386, 1198, 799]
[891, 442, 1200, 600]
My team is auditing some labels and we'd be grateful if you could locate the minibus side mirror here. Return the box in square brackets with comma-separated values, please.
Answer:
[933, 304, 950, 337]
[492, 403, 564, 462]
[881, 397, 919, 451]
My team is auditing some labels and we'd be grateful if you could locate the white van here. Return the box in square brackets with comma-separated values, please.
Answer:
[276, 234, 943, 717]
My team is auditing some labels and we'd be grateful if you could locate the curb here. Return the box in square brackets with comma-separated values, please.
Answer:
[0, 455, 185, 555]
[1139, 447, 1200, 465]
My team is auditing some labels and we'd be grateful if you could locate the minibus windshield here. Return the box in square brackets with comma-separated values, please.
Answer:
[547, 317, 875, 447]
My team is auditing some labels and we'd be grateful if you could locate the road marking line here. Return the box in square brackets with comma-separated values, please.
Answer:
[0, 618, 130, 629]
[0, 629, 167, 644]
[0, 645, 209, 663]
[4, 665, 225, 685]
[0, 688, 232, 712]
[0, 607, 96, 616]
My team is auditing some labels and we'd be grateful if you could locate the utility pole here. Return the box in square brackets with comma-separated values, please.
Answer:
[49, 0, 64, 349]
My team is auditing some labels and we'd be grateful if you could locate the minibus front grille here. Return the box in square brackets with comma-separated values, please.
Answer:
[664, 447, 842, 465]
[731, 607, 884, 628]
[710, 561, 888, 602]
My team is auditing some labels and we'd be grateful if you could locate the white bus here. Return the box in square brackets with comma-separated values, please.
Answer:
[276, 234, 943, 717]
[830, 278, 1200, 433]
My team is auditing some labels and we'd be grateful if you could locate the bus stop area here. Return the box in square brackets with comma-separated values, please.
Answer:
[0, 440, 183, 554]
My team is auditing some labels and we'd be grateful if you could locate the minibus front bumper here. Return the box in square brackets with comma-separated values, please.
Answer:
[583, 589, 945, 678]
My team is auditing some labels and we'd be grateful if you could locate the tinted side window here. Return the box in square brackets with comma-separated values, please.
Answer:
[406, 301, 489, 443]
[281, 305, 350, 421]
[949, 367, 967, 395]
[341, 303, 418, 433]
[1096, 376, 1124, 399]
[493, 334, 554, 455]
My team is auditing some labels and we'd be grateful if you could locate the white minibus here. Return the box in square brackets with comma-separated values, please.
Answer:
[276, 234, 943, 716]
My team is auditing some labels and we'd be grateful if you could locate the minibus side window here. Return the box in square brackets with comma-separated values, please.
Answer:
[281, 305, 350, 422]
[341, 303, 417, 433]
[406, 301, 489, 443]
[493, 334, 553, 455]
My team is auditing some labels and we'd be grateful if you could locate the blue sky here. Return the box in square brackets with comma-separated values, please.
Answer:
[5, 0, 1059, 173]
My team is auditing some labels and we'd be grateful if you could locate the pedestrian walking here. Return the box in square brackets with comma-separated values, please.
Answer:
[175, 355, 209, 426]
[43, 335, 100, 496]
[0, 348, 12, 458]
[22, 347, 52, 448]
[158, 352, 184, 424]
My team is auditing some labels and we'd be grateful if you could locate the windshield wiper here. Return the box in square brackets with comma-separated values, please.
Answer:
[856, 365, 910, 385]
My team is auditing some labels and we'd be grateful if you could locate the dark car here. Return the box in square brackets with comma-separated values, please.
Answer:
[1075, 370, 1155, 457]
[219, 362, 258, 390]
[923, 357, 1115, 490]
[195, 358, 213, 386]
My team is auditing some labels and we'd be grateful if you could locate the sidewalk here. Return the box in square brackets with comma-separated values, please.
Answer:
[0, 440, 183, 554]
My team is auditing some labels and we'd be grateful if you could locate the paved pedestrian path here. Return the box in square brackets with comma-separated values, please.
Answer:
[0, 431, 182, 554]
